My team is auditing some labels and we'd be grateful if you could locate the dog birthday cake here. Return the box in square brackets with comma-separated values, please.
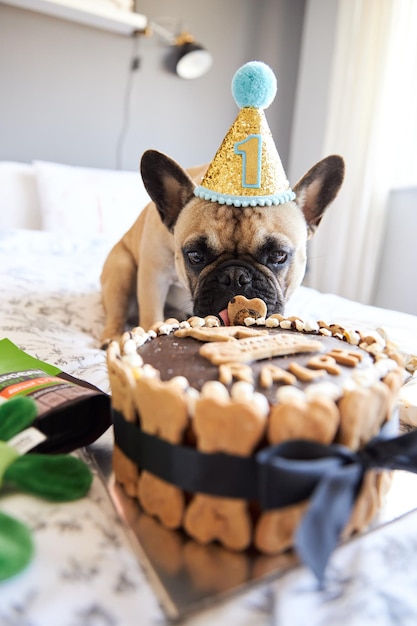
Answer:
[104, 62, 407, 579]
[107, 295, 405, 577]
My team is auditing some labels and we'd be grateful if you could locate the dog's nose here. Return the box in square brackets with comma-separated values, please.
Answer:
[218, 266, 252, 288]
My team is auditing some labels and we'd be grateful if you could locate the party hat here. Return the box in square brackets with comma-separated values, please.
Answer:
[194, 61, 295, 207]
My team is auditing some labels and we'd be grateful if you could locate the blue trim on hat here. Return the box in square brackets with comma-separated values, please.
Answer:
[194, 186, 296, 207]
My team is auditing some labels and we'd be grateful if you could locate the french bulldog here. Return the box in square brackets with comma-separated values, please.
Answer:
[100, 149, 344, 341]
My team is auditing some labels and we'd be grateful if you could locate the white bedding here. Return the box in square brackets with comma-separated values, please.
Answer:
[1, 227, 417, 405]
[0, 229, 112, 392]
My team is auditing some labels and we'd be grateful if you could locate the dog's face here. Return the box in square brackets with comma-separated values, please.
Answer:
[173, 199, 308, 319]
[141, 150, 344, 320]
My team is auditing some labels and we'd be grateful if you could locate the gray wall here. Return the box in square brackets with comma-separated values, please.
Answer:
[0, 0, 305, 173]
[372, 187, 417, 316]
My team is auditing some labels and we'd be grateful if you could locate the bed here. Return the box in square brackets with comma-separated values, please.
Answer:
[1, 160, 417, 625]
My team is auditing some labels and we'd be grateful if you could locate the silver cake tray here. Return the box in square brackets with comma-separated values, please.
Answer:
[83, 428, 417, 621]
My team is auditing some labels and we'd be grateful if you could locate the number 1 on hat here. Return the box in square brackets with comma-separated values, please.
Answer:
[234, 134, 262, 189]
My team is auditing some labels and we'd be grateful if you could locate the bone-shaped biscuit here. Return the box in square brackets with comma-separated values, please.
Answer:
[288, 361, 326, 382]
[227, 295, 267, 326]
[107, 341, 137, 421]
[218, 362, 254, 385]
[255, 501, 309, 554]
[306, 354, 342, 376]
[184, 495, 252, 551]
[184, 391, 267, 550]
[268, 396, 340, 445]
[200, 332, 324, 365]
[112, 443, 139, 499]
[341, 470, 390, 540]
[260, 364, 297, 388]
[138, 471, 185, 530]
[327, 347, 363, 367]
[134, 376, 190, 529]
[107, 341, 139, 497]
[174, 325, 266, 342]
[382, 367, 404, 416]
[336, 382, 390, 449]
[193, 396, 267, 455]
[255, 394, 340, 553]
[134, 376, 189, 443]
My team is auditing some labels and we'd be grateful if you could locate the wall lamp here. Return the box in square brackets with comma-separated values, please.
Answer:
[147, 20, 213, 80]
[0, 1, 212, 78]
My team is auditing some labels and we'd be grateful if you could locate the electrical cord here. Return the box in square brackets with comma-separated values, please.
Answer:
[115, 33, 142, 170]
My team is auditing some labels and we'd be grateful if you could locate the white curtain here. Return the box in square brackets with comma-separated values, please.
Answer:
[308, 0, 417, 304]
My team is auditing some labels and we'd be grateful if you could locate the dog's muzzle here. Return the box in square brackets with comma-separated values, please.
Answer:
[193, 259, 282, 318]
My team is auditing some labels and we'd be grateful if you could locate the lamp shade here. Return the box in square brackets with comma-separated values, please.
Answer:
[172, 42, 213, 79]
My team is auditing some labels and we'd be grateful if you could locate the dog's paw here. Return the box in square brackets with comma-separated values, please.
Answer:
[100, 327, 125, 350]
[100, 337, 114, 351]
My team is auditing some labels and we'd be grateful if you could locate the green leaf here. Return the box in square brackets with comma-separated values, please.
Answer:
[4, 454, 93, 502]
[0, 397, 38, 441]
[0, 511, 34, 581]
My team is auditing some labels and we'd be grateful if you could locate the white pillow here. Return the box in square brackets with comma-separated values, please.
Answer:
[34, 160, 150, 241]
[0, 162, 42, 231]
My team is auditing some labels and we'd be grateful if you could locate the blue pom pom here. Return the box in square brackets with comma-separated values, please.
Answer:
[231, 61, 277, 109]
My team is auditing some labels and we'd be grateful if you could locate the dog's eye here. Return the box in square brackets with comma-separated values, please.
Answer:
[187, 251, 205, 265]
[267, 250, 288, 266]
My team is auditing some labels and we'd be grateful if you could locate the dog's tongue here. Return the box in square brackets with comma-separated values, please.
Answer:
[219, 309, 230, 326]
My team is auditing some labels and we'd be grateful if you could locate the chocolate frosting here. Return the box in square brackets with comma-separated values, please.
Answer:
[137, 328, 372, 404]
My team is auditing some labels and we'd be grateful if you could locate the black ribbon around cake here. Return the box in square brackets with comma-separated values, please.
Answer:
[112, 409, 417, 583]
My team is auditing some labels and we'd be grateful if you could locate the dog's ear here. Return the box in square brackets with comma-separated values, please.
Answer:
[293, 155, 345, 238]
[140, 150, 196, 231]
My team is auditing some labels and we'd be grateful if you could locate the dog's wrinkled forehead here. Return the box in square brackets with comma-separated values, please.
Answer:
[178, 199, 307, 255]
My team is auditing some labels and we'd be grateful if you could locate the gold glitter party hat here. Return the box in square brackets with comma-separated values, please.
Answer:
[194, 61, 295, 207]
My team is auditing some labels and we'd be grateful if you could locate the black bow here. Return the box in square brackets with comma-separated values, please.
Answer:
[113, 410, 417, 584]
[257, 423, 417, 583]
